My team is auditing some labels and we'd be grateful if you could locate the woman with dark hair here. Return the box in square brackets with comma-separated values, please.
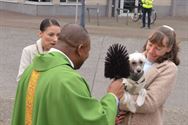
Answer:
[117, 25, 180, 125]
[17, 18, 61, 81]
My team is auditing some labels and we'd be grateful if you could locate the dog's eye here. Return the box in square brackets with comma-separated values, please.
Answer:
[139, 61, 143, 65]
[131, 61, 136, 65]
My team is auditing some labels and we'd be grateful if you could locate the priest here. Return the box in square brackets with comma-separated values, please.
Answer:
[11, 24, 125, 125]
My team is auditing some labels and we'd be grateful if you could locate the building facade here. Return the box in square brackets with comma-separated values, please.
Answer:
[0, 0, 188, 17]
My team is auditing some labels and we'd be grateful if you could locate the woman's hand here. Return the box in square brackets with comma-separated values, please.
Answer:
[115, 111, 127, 125]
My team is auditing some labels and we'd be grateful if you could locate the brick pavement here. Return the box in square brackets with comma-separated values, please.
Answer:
[0, 10, 188, 125]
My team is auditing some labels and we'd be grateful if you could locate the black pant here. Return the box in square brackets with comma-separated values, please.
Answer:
[142, 8, 152, 27]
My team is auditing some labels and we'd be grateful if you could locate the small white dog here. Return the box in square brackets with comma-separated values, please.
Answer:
[120, 52, 147, 113]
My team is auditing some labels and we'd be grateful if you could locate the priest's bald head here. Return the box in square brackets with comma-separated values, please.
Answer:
[55, 24, 91, 69]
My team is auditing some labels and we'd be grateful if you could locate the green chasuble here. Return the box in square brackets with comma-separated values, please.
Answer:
[11, 52, 117, 125]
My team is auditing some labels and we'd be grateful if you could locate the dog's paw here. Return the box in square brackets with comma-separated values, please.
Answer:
[136, 89, 147, 106]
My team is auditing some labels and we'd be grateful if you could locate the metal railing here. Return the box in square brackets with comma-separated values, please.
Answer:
[86, 3, 100, 26]
[116, 8, 130, 25]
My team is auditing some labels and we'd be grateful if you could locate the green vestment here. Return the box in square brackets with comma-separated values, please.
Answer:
[11, 52, 117, 125]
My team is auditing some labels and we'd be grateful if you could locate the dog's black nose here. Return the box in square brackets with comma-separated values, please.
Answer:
[137, 69, 141, 73]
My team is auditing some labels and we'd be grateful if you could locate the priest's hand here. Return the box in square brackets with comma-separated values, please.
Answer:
[107, 79, 124, 100]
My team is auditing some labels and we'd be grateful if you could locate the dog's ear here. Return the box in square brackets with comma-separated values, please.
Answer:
[104, 43, 130, 79]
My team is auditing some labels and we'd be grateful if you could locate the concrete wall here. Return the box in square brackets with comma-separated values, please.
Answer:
[0, 0, 188, 17]
[175, 0, 188, 16]
[0, 1, 107, 16]
[154, 5, 171, 17]
[154, 0, 171, 6]
[86, 0, 107, 5]
[154, 0, 188, 17]
[153, 0, 171, 17]
[0, 2, 68, 16]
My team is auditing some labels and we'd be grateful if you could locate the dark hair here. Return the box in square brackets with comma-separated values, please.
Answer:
[143, 25, 180, 65]
[58, 24, 90, 48]
[40, 18, 60, 32]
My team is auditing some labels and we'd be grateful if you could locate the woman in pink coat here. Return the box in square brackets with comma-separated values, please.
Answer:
[117, 25, 180, 125]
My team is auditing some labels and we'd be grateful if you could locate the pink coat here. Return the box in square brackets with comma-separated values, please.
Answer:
[119, 60, 177, 125]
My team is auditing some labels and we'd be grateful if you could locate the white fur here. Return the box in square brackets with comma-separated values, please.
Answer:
[129, 52, 146, 78]
[120, 52, 147, 113]
[129, 52, 146, 63]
